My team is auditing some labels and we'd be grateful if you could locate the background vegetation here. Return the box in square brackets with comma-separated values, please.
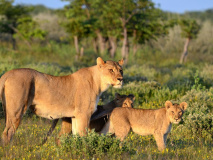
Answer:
[0, 0, 212, 159]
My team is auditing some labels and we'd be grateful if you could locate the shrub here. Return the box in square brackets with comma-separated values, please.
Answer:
[179, 89, 213, 140]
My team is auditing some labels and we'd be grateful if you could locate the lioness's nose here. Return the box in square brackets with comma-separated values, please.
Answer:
[117, 78, 123, 82]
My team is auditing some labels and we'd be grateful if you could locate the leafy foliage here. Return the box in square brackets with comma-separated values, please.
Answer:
[178, 19, 201, 39]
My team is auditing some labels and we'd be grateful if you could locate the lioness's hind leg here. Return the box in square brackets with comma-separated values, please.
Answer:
[57, 118, 72, 145]
[2, 112, 22, 146]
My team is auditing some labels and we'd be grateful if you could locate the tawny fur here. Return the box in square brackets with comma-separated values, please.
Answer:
[42, 93, 135, 145]
[100, 101, 187, 151]
[0, 57, 124, 145]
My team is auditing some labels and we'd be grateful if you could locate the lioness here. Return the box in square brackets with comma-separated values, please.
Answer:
[100, 101, 187, 151]
[0, 57, 124, 145]
[43, 93, 135, 144]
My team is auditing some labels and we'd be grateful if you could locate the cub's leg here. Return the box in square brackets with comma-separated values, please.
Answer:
[113, 118, 130, 141]
[56, 118, 72, 145]
[153, 133, 166, 151]
[100, 119, 114, 135]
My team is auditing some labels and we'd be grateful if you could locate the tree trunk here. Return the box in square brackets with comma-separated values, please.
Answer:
[180, 38, 190, 64]
[92, 37, 99, 53]
[74, 36, 79, 54]
[108, 36, 117, 58]
[11, 36, 16, 50]
[133, 30, 137, 56]
[96, 30, 105, 55]
[121, 26, 129, 64]
[80, 47, 84, 57]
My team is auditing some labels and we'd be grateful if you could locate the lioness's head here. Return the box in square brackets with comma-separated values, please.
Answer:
[115, 93, 135, 108]
[97, 57, 124, 89]
[165, 101, 187, 124]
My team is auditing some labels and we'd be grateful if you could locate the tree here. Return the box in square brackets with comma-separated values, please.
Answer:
[0, 0, 46, 49]
[104, 0, 158, 63]
[178, 19, 201, 64]
[60, 0, 92, 59]
[129, 8, 168, 55]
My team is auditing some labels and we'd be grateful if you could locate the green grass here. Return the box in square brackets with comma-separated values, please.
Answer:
[0, 118, 212, 159]
[0, 39, 213, 159]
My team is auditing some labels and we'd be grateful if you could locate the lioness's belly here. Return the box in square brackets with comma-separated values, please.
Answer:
[32, 105, 73, 120]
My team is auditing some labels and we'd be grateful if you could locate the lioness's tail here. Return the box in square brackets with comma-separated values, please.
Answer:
[41, 119, 59, 145]
[0, 73, 7, 101]
[0, 73, 8, 122]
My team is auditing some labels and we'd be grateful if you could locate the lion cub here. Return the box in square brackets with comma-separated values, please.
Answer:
[90, 93, 135, 132]
[100, 101, 187, 151]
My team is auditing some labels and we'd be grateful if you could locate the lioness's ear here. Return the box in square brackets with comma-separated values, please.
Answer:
[115, 93, 120, 99]
[165, 101, 173, 110]
[118, 59, 124, 66]
[97, 57, 105, 67]
[128, 94, 135, 101]
[180, 102, 188, 111]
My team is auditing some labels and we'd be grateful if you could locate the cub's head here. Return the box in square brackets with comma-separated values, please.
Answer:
[165, 101, 188, 124]
[97, 57, 124, 88]
[114, 93, 135, 108]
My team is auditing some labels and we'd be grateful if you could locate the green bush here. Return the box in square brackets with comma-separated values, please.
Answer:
[180, 89, 213, 140]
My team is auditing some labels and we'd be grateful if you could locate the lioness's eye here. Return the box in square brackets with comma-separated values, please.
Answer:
[120, 70, 123, 74]
[109, 69, 114, 73]
[179, 112, 182, 115]
[124, 103, 127, 105]
[171, 111, 174, 114]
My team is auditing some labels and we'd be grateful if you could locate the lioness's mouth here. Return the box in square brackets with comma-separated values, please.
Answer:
[112, 83, 123, 88]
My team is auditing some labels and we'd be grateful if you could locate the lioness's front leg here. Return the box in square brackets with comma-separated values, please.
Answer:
[72, 114, 90, 136]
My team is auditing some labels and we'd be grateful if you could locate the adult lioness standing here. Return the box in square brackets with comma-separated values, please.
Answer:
[0, 57, 123, 145]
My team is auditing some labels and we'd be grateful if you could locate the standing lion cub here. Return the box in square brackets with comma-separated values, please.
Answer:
[100, 101, 187, 151]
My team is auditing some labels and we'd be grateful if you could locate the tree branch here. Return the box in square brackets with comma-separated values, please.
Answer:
[8, 24, 31, 47]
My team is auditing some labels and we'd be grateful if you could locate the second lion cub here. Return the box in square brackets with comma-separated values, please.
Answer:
[100, 101, 187, 151]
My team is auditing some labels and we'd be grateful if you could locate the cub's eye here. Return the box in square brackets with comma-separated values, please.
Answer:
[178, 112, 182, 115]
[120, 70, 123, 74]
[109, 69, 114, 73]
[124, 103, 127, 106]
[171, 111, 174, 114]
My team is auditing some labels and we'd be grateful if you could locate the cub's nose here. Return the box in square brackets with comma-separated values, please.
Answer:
[117, 78, 123, 82]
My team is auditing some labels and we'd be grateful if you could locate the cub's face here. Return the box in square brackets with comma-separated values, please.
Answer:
[115, 93, 135, 108]
[97, 57, 124, 88]
[165, 101, 188, 124]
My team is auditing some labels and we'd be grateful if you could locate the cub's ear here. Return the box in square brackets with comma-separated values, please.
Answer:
[97, 57, 105, 67]
[128, 94, 135, 101]
[165, 101, 173, 110]
[115, 93, 121, 99]
[118, 59, 124, 66]
[180, 102, 188, 111]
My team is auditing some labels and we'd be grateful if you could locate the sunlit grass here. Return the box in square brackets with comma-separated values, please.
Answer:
[0, 117, 212, 159]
